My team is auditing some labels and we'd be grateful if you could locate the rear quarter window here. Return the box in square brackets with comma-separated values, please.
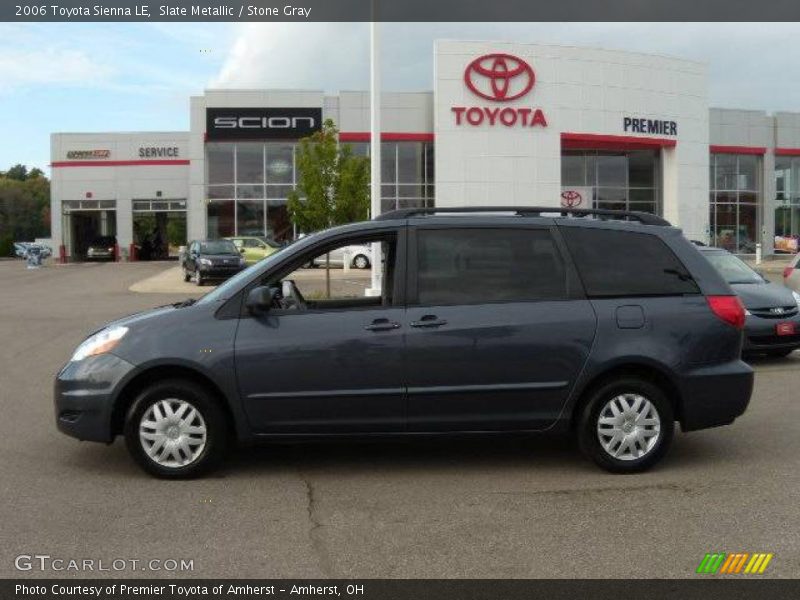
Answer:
[560, 227, 700, 297]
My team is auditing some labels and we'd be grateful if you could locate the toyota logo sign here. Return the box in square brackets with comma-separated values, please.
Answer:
[464, 53, 535, 102]
[561, 190, 583, 208]
[451, 53, 547, 130]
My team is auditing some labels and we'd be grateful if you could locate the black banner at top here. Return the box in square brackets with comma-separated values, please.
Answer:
[6, 0, 800, 22]
[206, 107, 323, 141]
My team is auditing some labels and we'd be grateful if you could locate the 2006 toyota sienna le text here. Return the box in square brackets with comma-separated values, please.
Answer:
[55, 207, 754, 478]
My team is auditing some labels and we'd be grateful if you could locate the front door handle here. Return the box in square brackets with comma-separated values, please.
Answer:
[410, 315, 448, 328]
[365, 318, 401, 332]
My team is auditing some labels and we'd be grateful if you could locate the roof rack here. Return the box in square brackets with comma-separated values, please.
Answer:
[374, 206, 671, 226]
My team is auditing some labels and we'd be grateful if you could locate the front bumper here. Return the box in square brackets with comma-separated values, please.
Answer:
[54, 353, 137, 443]
[743, 314, 800, 352]
[198, 264, 245, 279]
[679, 360, 754, 432]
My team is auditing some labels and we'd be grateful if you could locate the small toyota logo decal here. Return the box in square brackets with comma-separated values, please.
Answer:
[464, 53, 535, 102]
[771, 307, 786, 315]
[560, 190, 583, 208]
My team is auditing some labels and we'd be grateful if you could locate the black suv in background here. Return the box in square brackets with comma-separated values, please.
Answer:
[55, 207, 753, 477]
[181, 239, 247, 286]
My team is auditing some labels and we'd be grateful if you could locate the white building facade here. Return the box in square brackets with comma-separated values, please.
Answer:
[50, 41, 800, 260]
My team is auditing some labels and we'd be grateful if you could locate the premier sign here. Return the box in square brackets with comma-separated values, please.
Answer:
[624, 117, 678, 136]
[206, 107, 322, 140]
[452, 53, 547, 130]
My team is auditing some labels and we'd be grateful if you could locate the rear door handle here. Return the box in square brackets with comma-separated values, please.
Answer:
[365, 318, 401, 332]
[410, 315, 448, 328]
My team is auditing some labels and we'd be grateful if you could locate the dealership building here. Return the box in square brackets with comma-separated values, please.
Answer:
[50, 40, 800, 260]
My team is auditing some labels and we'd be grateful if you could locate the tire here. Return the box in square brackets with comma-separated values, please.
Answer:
[352, 254, 370, 269]
[765, 348, 794, 358]
[183, 268, 190, 283]
[123, 379, 229, 478]
[577, 377, 674, 474]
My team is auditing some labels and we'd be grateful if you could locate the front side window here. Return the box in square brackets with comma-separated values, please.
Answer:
[561, 227, 700, 297]
[415, 229, 567, 305]
[265, 235, 397, 312]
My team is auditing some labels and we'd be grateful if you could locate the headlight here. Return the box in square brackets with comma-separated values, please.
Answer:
[744, 309, 752, 316]
[199, 258, 212, 266]
[793, 291, 800, 308]
[71, 326, 128, 362]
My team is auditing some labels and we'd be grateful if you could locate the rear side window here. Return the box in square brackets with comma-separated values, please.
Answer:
[415, 228, 567, 305]
[560, 227, 699, 297]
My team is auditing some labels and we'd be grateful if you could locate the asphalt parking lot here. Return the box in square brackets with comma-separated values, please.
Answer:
[1, 260, 799, 579]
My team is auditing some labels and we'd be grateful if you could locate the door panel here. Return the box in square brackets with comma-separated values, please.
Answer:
[236, 308, 405, 433]
[405, 301, 596, 431]
[404, 224, 595, 432]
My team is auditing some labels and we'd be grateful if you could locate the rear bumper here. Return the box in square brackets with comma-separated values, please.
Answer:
[743, 314, 800, 352]
[679, 360, 754, 432]
[54, 353, 136, 443]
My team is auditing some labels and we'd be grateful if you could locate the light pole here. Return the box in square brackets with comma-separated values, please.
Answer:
[368, 15, 383, 295]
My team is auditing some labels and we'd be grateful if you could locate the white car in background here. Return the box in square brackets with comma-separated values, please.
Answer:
[311, 244, 372, 269]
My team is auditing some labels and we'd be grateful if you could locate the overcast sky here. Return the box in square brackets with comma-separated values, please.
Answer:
[3, 22, 800, 172]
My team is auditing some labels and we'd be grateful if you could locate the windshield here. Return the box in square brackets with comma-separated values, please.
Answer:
[200, 240, 238, 255]
[705, 252, 763, 284]
[196, 235, 316, 306]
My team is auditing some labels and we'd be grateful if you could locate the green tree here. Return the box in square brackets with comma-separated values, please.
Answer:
[0, 165, 51, 256]
[287, 119, 370, 296]
[3, 164, 29, 181]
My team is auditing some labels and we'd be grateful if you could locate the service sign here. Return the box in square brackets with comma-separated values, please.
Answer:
[138, 146, 180, 158]
[206, 107, 322, 140]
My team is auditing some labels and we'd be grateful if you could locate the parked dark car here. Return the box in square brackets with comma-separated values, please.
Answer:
[55, 207, 753, 478]
[700, 247, 800, 357]
[181, 239, 247, 286]
[86, 236, 117, 261]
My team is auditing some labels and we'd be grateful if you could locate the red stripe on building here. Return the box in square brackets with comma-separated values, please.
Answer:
[775, 148, 800, 156]
[338, 132, 434, 142]
[561, 133, 677, 151]
[51, 160, 190, 168]
[709, 145, 766, 155]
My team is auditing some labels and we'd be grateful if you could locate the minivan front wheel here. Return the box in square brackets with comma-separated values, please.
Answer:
[123, 379, 228, 478]
[577, 378, 674, 473]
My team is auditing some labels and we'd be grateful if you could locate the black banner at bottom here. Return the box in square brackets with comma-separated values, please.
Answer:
[4, 579, 800, 600]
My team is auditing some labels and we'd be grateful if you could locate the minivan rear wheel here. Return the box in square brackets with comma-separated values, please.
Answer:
[123, 379, 228, 478]
[577, 378, 674, 473]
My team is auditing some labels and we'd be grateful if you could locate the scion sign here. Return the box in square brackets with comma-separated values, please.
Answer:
[206, 107, 322, 140]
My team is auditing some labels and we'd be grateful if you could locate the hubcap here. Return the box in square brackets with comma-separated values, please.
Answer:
[139, 398, 207, 468]
[596, 393, 661, 461]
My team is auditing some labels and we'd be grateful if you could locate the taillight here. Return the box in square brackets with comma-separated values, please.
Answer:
[707, 295, 746, 330]
[783, 267, 794, 279]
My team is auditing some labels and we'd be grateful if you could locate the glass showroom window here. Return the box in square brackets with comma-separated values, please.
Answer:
[344, 141, 435, 213]
[709, 153, 760, 254]
[206, 142, 298, 241]
[561, 150, 660, 214]
[774, 156, 800, 253]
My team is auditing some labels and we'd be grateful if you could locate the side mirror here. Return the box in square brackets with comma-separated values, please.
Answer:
[245, 285, 278, 313]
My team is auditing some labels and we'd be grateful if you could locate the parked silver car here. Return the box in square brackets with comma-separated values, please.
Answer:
[311, 244, 372, 269]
